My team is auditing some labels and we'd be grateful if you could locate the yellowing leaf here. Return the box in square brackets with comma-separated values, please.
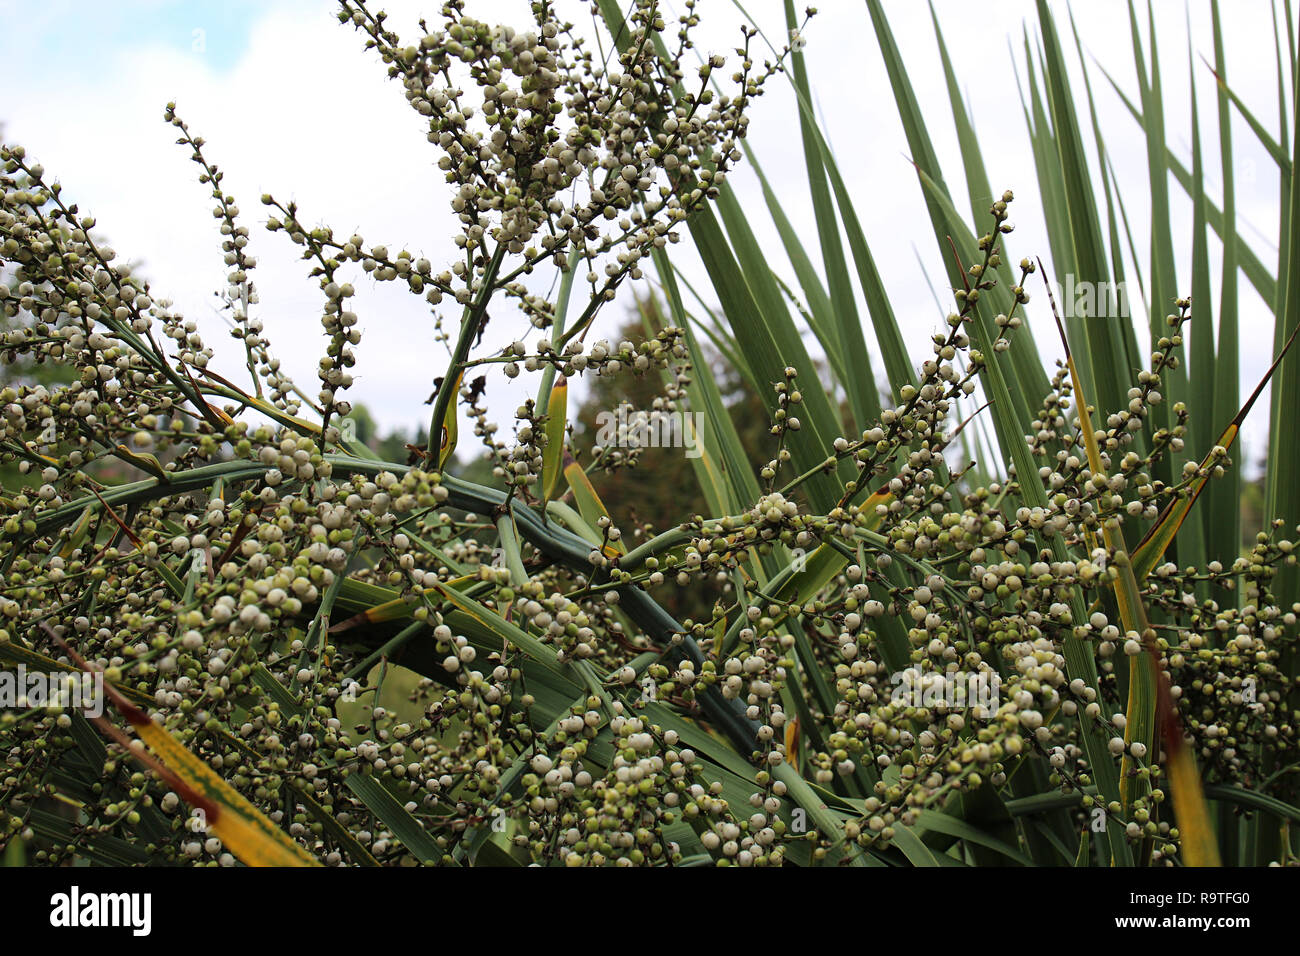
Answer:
[439, 371, 463, 470]
[117, 701, 318, 866]
[541, 376, 568, 503]
[563, 453, 625, 556]
[1130, 319, 1300, 584]
[1043, 267, 1218, 865]
[1162, 706, 1219, 868]
[784, 715, 800, 770]
[112, 444, 170, 480]
[48, 627, 318, 867]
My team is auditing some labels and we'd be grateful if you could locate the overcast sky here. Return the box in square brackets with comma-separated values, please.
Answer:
[1, 0, 1293, 469]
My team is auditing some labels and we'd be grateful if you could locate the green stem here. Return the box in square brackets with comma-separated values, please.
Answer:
[426, 243, 507, 458]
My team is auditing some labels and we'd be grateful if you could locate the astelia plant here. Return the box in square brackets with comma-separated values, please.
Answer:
[0, 0, 1296, 868]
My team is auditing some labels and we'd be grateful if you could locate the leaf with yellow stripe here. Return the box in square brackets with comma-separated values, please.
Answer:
[1043, 267, 1218, 865]
[541, 376, 567, 503]
[111, 444, 171, 481]
[563, 452, 625, 556]
[784, 715, 800, 772]
[859, 484, 894, 531]
[1129, 319, 1300, 584]
[197, 366, 383, 457]
[1160, 690, 1219, 867]
[330, 575, 477, 633]
[176, 358, 236, 429]
[438, 371, 463, 470]
[1044, 269, 1155, 816]
[47, 626, 318, 867]
[762, 487, 891, 615]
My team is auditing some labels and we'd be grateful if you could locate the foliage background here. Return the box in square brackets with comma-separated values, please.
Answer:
[2, 0, 1299, 868]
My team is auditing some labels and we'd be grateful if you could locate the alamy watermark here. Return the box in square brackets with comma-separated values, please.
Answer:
[1044, 275, 1131, 319]
[594, 406, 706, 459]
[1, 665, 103, 718]
[889, 668, 1002, 718]
[49, 886, 151, 936]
